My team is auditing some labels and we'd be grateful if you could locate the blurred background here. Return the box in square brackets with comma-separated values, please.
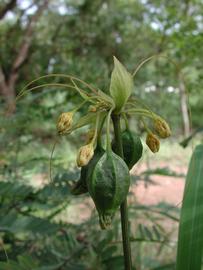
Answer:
[0, 0, 203, 269]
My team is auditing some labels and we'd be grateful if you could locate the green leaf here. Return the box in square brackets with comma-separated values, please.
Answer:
[141, 167, 184, 177]
[0, 261, 20, 270]
[0, 182, 33, 200]
[110, 56, 133, 112]
[176, 144, 203, 270]
[18, 255, 38, 269]
[101, 245, 117, 260]
[0, 213, 59, 235]
[103, 255, 124, 270]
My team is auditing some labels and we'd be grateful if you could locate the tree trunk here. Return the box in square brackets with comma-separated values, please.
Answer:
[179, 78, 190, 136]
[1, 85, 16, 113]
[0, 0, 49, 113]
[0, 67, 16, 113]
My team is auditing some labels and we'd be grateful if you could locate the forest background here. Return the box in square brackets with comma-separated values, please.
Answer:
[0, 0, 203, 269]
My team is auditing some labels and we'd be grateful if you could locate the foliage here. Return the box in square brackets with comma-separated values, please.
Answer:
[0, 0, 203, 131]
[0, 96, 179, 268]
[0, 171, 180, 269]
[0, 0, 203, 269]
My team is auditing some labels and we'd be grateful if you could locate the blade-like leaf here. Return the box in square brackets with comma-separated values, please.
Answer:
[176, 144, 203, 270]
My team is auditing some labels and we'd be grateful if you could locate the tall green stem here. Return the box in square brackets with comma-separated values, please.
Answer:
[112, 113, 132, 270]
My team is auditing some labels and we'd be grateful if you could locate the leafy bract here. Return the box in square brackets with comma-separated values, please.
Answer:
[110, 56, 133, 112]
[176, 144, 203, 270]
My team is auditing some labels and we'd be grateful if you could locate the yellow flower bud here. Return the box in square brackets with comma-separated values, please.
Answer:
[154, 117, 171, 138]
[57, 112, 73, 135]
[146, 132, 160, 153]
[76, 144, 94, 167]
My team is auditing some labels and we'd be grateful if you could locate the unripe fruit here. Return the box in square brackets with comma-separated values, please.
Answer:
[87, 150, 130, 229]
[112, 129, 143, 169]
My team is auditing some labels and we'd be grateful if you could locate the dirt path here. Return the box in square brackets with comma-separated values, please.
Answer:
[130, 162, 186, 206]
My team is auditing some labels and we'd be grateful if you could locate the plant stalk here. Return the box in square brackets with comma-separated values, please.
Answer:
[112, 113, 132, 270]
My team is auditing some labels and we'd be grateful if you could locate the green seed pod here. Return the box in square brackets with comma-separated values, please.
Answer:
[71, 145, 105, 195]
[87, 150, 130, 229]
[112, 129, 143, 169]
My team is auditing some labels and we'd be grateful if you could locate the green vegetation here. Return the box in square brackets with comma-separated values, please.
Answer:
[0, 0, 203, 269]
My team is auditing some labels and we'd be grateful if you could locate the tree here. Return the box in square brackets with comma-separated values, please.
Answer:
[0, 0, 49, 112]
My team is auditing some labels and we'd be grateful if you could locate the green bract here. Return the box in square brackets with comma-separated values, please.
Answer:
[110, 56, 133, 113]
[87, 150, 130, 229]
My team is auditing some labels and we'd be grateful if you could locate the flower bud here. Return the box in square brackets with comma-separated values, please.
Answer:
[76, 144, 94, 167]
[154, 117, 171, 138]
[57, 112, 73, 135]
[146, 132, 160, 153]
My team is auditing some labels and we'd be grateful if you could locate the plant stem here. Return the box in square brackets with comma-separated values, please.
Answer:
[112, 113, 132, 270]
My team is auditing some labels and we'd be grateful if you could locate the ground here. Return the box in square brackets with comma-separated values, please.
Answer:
[131, 161, 186, 206]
